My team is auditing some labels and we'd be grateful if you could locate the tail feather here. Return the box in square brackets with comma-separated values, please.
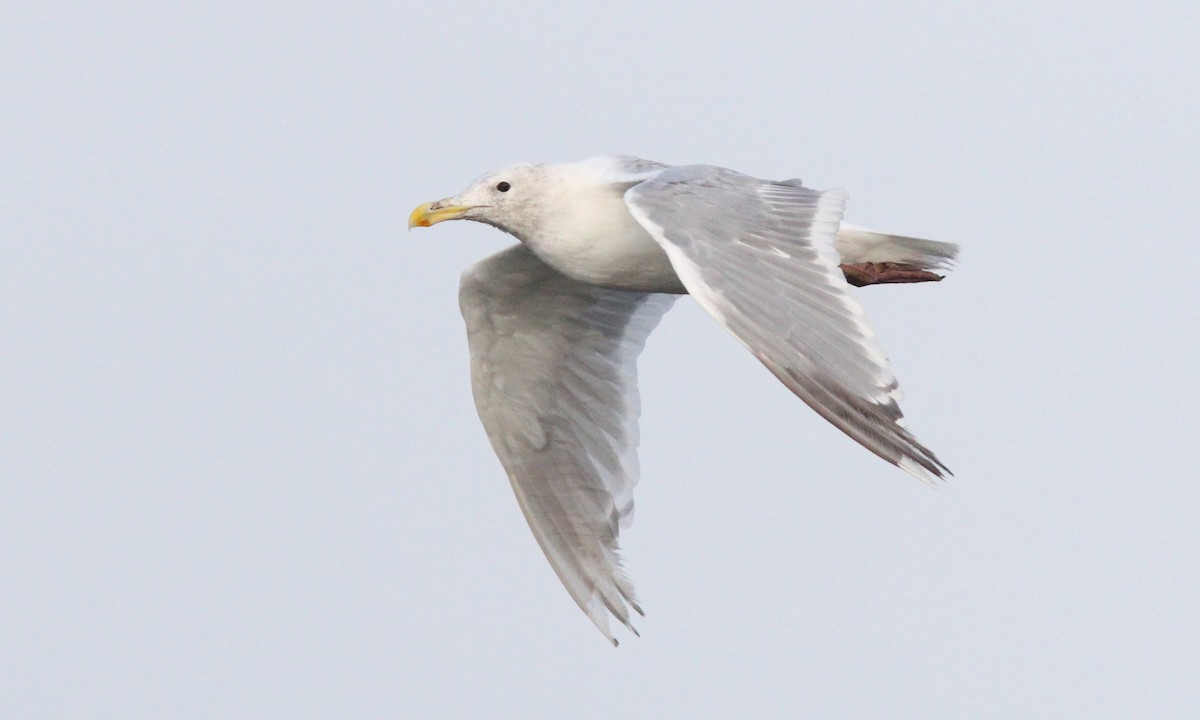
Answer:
[836, 223, 959, 271]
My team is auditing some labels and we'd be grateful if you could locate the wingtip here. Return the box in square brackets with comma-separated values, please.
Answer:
[899, 455, 953, 487]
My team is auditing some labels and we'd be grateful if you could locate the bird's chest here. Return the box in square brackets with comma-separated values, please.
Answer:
[520, 199, 685, 294]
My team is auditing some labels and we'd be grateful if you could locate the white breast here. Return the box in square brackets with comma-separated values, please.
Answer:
[520, 176, 686, 294]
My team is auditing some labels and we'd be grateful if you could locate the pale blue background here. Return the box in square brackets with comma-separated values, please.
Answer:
[2, 2, 1198, 718]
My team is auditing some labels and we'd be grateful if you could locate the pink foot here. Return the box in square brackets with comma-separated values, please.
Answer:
[840, 262, 944, 287]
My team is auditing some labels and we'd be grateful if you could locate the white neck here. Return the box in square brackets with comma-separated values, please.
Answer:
[513, 166, 684, 293]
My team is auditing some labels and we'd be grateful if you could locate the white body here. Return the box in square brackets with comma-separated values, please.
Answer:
[490, 160, 954, 294]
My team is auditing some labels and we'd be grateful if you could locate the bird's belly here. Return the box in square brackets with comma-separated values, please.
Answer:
[524, 213, 687, 294]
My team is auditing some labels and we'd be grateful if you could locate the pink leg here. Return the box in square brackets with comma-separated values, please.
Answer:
[840, 262, 945, 287]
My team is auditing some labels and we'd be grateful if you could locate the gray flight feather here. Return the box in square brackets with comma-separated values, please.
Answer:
[623, 165, 949, 481]
[459, 244, 676, 644]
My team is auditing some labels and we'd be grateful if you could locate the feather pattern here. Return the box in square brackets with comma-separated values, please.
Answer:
[459, 244, 676, 644]
[624, 165, 949, 482]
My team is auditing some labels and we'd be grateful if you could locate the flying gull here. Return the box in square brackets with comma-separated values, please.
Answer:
[409, 155, 957, 645]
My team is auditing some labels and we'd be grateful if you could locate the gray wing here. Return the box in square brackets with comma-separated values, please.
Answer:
[459, 244, 676, 645]
[624, 166, 948, 481]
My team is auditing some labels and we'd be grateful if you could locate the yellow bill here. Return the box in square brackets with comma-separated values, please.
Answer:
[408, 201, 472, 229]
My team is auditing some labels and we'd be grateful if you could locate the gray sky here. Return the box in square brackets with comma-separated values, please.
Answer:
[3, 2, 1198, 718]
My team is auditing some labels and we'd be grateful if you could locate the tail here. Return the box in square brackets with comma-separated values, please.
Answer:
[836, 223, 959, 272]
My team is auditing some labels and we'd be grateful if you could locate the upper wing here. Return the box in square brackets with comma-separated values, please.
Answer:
[624, 166, 949, 481]
[459, 244, 676, 644]
[581, 154, 672, 184]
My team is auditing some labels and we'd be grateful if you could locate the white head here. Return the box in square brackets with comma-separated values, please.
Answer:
[409, 162, 556, 239]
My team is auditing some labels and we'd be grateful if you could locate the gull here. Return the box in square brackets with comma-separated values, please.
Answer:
[409, 155, 957, 645]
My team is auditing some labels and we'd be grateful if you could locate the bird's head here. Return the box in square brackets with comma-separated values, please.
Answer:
[409, 162, 551, 238]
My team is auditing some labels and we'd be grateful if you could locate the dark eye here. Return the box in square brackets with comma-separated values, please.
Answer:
[496, 181, 511, 192]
